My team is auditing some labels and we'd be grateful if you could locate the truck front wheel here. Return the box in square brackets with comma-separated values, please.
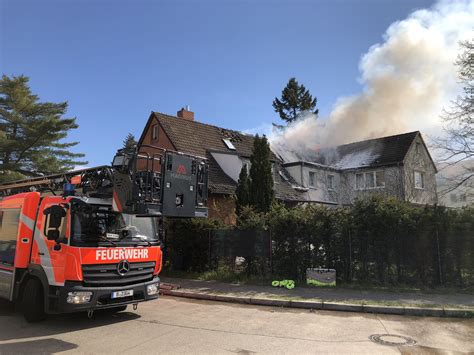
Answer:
[22, 278, 46, 322]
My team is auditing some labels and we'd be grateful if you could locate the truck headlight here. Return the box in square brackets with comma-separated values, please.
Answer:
[67, 291, 93, 304]
[147, 283, 159, 295]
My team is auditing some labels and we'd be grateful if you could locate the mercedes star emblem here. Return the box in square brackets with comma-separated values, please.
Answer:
[117, 260, 130, 276]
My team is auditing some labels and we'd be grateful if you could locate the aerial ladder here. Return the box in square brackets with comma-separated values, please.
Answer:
[0, 145, 208, 321]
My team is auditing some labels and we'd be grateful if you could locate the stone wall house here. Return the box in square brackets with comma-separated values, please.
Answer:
[278, 131, 438, 206]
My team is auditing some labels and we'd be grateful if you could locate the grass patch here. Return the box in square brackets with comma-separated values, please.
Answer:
[161, 268, 474, 295]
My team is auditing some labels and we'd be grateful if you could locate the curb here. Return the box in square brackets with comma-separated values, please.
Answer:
[160, 289, 474, 318]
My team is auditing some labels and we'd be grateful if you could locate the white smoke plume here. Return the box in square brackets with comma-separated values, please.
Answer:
[270, 0, 474, 162]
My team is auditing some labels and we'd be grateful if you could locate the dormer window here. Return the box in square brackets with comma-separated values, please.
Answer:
[222, 138, 236, 150]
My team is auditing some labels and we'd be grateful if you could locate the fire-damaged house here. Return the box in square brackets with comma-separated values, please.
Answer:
[138, 108, 437, 223]
[137, 108, 304, 224]
[277, 131, 438, 206]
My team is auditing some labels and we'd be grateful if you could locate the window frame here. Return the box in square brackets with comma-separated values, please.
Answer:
[222, 138, 236, 150]
[355, 173, 364, 190]
[416, 142, 421, 154]
[414, 170, 425, 190]
[375, 171, 385, 188]
[365, 172, 375, 189]
[308, 171, 316, 188]
[327, 174, 335, 190]
[355, 170, 385, 190]
[151, 124, 158, 141]
[0, 208, 21, 266]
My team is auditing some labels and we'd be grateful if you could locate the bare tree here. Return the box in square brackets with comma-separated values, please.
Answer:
[434, 40, 473, 195]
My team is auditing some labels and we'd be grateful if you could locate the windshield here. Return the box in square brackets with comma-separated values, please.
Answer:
[71, 203, 158, 246]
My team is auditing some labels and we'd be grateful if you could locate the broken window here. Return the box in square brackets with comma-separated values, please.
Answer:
[414, 171, 424, 189]
[327, 174, 335, 190]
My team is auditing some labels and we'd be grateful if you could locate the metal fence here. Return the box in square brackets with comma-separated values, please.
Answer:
[165, 229, 271, 272]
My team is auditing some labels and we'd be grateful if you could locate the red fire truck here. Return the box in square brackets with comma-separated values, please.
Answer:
[0, 146, 208, 322]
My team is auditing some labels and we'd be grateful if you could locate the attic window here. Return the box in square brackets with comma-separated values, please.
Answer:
[222, 138, 236, 150]
[416, 142, 421, 154]
[152, 124, 158, 140]
[414, 171, 425, 189]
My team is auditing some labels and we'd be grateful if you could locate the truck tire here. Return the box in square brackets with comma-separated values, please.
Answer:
[22, 278, 46, 322]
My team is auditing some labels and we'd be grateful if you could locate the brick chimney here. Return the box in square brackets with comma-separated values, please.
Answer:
[177, 106, 194, 121]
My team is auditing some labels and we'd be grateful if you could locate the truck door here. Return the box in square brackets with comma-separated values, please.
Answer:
[0, 207, 20, 300]
[31, 197, 69, 286]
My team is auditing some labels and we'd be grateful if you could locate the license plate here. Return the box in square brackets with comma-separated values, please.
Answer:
[111, 290, 134, 299]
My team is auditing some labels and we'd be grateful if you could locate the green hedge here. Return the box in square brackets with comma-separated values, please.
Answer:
[165, 197, 474, 288]
[266, 197, 474, 287]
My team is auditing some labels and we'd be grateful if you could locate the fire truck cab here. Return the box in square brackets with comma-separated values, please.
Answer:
[0, 147, 208, 322]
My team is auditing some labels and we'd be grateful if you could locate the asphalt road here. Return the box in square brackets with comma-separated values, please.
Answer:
[0, 297, 472, 354]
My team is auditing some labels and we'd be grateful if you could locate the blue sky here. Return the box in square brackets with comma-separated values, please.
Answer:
[1, 0, 435, 166]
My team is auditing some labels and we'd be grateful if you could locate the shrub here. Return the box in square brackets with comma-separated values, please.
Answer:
[164, 198, 474, 288]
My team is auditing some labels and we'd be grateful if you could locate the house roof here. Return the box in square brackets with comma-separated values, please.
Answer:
[284, 131, 426, 170]
[150, 112, 256, 158]
[142, 112, 304, 200]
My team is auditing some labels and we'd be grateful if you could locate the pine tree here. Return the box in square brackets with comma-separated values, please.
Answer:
[272, 77, 318, 123]
[235, 164, 250, 216]
[123, 133, 137, 152]
[0, 75, 86, 183]
[248, 135, 274, 213]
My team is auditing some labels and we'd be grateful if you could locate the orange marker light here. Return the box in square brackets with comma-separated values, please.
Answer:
[70, 175, 82, 185]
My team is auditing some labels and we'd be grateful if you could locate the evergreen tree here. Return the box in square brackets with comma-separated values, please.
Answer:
[235, 164, 250, 216]
[0, 75, 86, 182]
[272, 77, 318, 123]
[248, 135, 274, 213]
[123, 133, 137, 152]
